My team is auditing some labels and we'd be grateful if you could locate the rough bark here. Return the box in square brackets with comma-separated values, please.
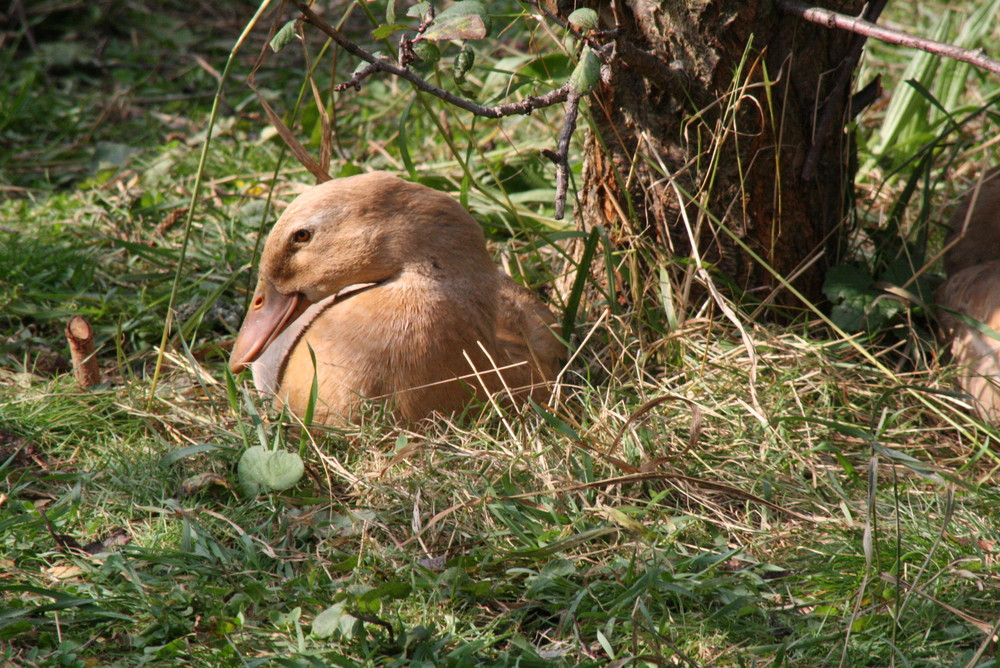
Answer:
[573, 0, 864, 313]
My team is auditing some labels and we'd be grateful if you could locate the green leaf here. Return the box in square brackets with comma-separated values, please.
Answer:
[238, 446, 304, 496]
[824, 264, 876, 331]
[312, 603, 360, 639]
[420, 14, 488, 41]
[412, 40, 440, 64]
[824, 263, 907, 332]
[567, 8, 599, 32]
[407, 2, 432, 19]
[423, 1, 491, 40]
[398, 93, 419, 179]
[453, 44, 475, 83]
[372, 23, 408, 40]
[528, 398, 579, 440]
[299, 343, 319, 456]
[437, 1, 489, 20]
[270, 19, 298, 53]
[822, 264, 872, 302]
[356, 581, 412, 613]
[568, 46, 601, 95]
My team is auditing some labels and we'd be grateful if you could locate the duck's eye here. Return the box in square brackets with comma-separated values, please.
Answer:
[292, 229, 312, 243]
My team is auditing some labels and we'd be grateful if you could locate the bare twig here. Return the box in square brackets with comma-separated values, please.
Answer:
[66, 316, 100, 389]
[295, 2, 571, 118]
[800, 0, 888, 181]
[542, 90, 583, 219]
[776, 0, 1000, 77]
[334, 60, 386, 92]
[291, 3, 648, 218]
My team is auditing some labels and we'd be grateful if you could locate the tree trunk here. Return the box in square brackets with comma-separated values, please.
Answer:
[574, 0, 865, 315]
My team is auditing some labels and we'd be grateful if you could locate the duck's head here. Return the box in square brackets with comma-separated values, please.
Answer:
[228, 172, 492, 374]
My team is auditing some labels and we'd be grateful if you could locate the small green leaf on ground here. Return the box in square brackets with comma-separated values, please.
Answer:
[238, 445, 304, 496]
[312, 602, 360, 639]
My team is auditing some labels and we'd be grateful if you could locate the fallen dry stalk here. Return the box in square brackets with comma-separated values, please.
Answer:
[66, 315, 100, 388]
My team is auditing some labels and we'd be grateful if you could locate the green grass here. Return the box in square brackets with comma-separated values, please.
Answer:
[3, 1, 1000, 666]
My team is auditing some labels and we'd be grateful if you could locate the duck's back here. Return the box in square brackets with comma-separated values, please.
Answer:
[937, 166, 1000, 421]
[937, 260, 1000, 421]
[943, 166, 1000, 275]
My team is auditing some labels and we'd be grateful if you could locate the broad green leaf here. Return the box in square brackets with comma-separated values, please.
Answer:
[407, 2, 431, 19]
[864, 11, 953, 168]
[822, 264, 872, 302]
[437, 1, 489, 21]
[568, 46, 601, 95]
[453, 44, 475, 82]
[312, 602, 359, 639]
[270, 19, 298, 53]
[412, 40, 440, 64]
[159, 442, 223, 467]
[420, 14, 488, 41]
[372, 23, 408, 40]
[597, 629, 615, 658]
[356, 581, 412, 614]
[238, 446, 304, 496]
[422, 1, 491, 40]
[567, 8, 599, 32]
[540, 558, 577, 578]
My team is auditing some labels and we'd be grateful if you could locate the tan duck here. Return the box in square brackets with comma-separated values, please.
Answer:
[229, 172, 563, 424]
[935, 165, 1000, 421]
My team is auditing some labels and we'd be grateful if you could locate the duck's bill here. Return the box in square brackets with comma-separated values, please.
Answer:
[229, 279, 312, 374]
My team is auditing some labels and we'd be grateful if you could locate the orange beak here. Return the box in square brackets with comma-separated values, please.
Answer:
[229, 279, 312, 374]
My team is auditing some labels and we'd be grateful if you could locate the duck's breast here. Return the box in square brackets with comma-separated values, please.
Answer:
[279, 276, 498, 422]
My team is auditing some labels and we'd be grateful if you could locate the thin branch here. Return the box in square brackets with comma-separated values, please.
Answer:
[334, 61, 383, 91]
[776, 0, 1000, 77]
[295, 0, 594, 217]
[543, 90, 583, 219]
[295, 1, 570, 118]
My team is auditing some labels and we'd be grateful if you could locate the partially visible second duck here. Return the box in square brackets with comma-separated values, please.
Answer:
[935, 166, 1000, 421]
[228, 172, 563, 425]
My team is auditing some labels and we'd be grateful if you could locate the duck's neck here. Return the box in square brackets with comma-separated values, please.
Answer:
[249, 291, 342, 395]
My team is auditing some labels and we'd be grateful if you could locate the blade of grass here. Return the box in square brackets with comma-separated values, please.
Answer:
[148, 0, 277, 403]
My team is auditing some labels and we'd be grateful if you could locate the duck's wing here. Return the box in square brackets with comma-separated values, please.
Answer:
[494, 276, 563, 400]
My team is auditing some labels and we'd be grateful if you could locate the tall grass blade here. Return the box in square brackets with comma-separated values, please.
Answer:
[561, 227, 600, 343]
